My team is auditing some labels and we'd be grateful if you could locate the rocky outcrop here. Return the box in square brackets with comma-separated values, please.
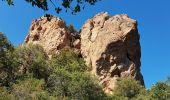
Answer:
[24, 12, 144, 94]
[25, 14, 70, 55]
[80, 12, 144, 94]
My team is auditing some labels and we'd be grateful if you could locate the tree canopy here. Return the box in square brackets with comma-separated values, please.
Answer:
[3, 0, 101, 14]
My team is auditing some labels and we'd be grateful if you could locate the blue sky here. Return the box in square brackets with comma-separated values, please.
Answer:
[0, 0, 170, 88]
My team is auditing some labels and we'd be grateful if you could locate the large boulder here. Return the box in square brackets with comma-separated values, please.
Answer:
[25, 14, 70, 55]
[80, 12, 144, 94]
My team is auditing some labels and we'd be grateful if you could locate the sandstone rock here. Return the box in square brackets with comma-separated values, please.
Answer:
[73, 39, 81, 49]
[25, 14, 70, 55]
[80, 12, 144, 94]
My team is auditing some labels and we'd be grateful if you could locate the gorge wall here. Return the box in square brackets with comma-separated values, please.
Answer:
[24, 12, 144, 94]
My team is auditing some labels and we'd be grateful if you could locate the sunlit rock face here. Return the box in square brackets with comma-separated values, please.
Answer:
[25, 14, 70, 55]
[80, 12, 144, 94]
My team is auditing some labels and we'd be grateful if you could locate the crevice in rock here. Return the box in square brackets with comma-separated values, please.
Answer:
[33, 34, 39, 41]
[110, 67, 120, 77]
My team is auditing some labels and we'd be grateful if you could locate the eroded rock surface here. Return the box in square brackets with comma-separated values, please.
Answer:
[25, 14, 70, 55]
[80, 12, 144, 94]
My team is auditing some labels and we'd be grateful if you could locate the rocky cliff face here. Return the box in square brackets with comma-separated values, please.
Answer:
[25, 12, 144, 94]
[80, 12, 144, 94]
[25, 14, 70, 55]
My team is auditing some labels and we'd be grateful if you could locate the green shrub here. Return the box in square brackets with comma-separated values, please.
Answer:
[149, 81, 170, 100]
[11, 77, 46, 100]
[46, 69, 71, 97]
[0, 32, 14, 86]
[0, 87, 14, 100]
[47, 70, 106, 100]
[132, 94, 152, 100]
[47, 49, 106, 99]
[13, 44, 50, 80]
[68, 72, 106, 100]
[50, 49, 87, 73]
[113, 76, 145, 99]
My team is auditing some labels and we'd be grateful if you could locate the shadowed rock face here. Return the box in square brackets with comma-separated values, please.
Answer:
[80, 12, 144, 94]
[25, 14, 70, 55]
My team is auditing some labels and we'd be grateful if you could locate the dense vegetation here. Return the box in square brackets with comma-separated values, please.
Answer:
[0, 32, 170, 100]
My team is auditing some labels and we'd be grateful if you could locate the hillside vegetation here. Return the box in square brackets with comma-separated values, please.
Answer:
[0, 32, 170, 100]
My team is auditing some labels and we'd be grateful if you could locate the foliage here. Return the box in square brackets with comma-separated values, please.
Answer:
[67, 24, 80, 47]
[113, 76, 146, 99]
[3, 0, 101, 14]
[11, 77, 51, 100]
[67, 72, 106, 100]
[0, 32, 13, 52]
[3, 0, 13, 5]
[149, 80, 170, 100]
[46, 69, 71, 97]
[47, 70, 106, 99]
[13, 44, 50, 80]
[109, 95, 129, 100]
[50, 49, 87, 73]
[0, 32, 14, 86]
[0, 87, 14, 100]
[47, 49, 106, 99]
[68, 24, 76, 33]
[131, 94, 152, 100]
[1, 33, 170, 100]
